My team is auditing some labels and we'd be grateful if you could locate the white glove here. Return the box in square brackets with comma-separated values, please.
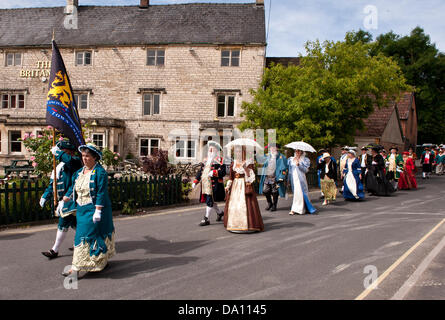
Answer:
[93, 209, 102, 223]
[55, 200, 64, 217]
[39, 197, 46, 208]
[372, 161, 377, 165]
[51, 146, 61, 156]
[208, 170, 215, 177]
[192, 183, 196, 189]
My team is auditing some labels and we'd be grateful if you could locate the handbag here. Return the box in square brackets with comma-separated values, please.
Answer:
[245, 182, 254, 195]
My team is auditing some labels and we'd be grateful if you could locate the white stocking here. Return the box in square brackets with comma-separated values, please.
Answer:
[205, 206, 212, 219]
[213, 203, 222, 214]
[52, 229, 67, 253]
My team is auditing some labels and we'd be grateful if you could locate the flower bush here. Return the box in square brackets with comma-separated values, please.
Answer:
[20, 127, 62, 178]
[102, 148, 122, 168]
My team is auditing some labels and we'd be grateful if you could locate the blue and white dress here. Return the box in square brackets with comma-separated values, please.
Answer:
[288, 156, 316, 214]
[343, 158, 365, 200]
[65, 163, 115, 272]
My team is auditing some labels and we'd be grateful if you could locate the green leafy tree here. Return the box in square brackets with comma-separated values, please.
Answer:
[241, 38, 411, 149]
[372, 27, 445, 143]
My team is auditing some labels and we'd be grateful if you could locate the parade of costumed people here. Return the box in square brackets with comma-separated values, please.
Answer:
[398, 151, 418, 190]
[258, 143, 288, 212]
[61, 143, 115, 277]
[366, 146, 395, 196]
[40, 140, 82, 259]
[192, 141, 226, 226]
[223, 139, 264, 233]
[385, 147, 404, 190]
[317, 152, 338, 206]
[342, 149, 365, 201]
[286, 142, 317, 215]
[421, 146, 434, 179]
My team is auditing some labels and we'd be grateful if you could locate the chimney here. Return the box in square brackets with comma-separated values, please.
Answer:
[65, 0, 78, 14]
[256, 0, 264, 6]
[140, 0, 149, 8]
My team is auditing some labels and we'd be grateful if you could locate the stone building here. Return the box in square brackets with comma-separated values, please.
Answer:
[0, 0, 266, 168]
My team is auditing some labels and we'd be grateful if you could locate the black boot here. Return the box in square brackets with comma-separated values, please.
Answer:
[199, 217, 210, 226]
[271, 193, 279, 212]
[265, 193, 273, 211]
[216, 211, 224, 222]
[42, 249, 58, 259]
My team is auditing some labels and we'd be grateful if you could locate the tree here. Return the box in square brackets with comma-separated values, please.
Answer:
[372, 27, 445, 143]
[240, 38, 411, 150]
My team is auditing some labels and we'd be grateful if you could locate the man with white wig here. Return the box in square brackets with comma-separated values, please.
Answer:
[192, 141, 226, 226]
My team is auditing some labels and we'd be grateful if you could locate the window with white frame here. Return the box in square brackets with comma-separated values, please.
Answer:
[221, 49, 240, 67]
[5, 52, 22, 66]
[92, 133, 104, 149]
[74, 93, 88, 110]
[1, 93, 25, 109]
[139, 138, 160, 157]
[217, 94, 235, 118]
[147, 49, 165, 66]
[142, 93, 161, 116]
[76, 51, 92, 66]
[9, 131, 22, 153]
[175, 139, 196, 159]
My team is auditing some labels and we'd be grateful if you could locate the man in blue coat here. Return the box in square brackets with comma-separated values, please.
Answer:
[40, 140, 82, 259]
[259, 143, 288, 212]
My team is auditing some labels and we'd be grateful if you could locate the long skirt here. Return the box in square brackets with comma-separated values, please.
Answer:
[343, 171, 365, 200]
[72, 203, 115, 272]
[436, 163, 444, 175]
[398, 171, 417, 190]
[320, 176, 337, 201]
[224, 178, 264, 233]
[366, 170, 395, 196]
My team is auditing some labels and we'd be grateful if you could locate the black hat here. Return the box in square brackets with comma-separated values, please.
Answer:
[371, 146, 380, 152]
[389, 146, 398, 152]
[361, 146, 368, 151]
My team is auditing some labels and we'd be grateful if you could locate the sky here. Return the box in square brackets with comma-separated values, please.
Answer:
[1, 0, 444, 57]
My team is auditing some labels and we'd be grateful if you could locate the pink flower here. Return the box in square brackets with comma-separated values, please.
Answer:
[32, 162, 38, 168]
[38, 135, 43, 138]
[48, 135, 53, 140]
[24, 133, 29, 139]
[47, 126, 52, 130]
[30, 133, 34, 138]
[86, 138, 92, 143]
[114, 156, 118, 160]
[59, 137, 64, 141]
[30, 156, 36, 161]
[117, 153, 121, 157]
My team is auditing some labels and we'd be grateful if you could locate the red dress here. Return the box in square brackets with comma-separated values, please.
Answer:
[398, 158, 417, 190]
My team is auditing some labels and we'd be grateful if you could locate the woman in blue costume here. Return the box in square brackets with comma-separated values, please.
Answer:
[288, 149, 316, 215]
[342, 149, 365, 201]
[62, 143, 115, 277]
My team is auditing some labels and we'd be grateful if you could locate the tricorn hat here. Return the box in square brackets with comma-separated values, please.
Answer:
[56, 140, 76, 151]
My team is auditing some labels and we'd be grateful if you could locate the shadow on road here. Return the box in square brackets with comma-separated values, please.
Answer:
[0, 233, 34, 241]
[82, 256, 199, 280]
[116, 236, 212, 256]
[265, 220, 315, 231]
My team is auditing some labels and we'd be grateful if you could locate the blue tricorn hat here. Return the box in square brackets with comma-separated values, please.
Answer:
[78, 143, 103, 160]
[56, 140, 76, 151]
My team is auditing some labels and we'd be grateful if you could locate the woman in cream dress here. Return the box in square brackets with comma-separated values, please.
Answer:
[224, 146, 264, 233]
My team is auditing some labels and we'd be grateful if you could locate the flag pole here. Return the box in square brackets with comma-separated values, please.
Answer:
[51, 29, 58, 212]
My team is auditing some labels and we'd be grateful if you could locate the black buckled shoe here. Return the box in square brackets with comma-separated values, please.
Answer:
[199, 217, 210, 226]
[42, 249, 58, 259]
[69, 247, 74, 251]
[216, 212, 224, 222]
[271, 204, 277, 212]
[61, 269, 77, 277]
[265, 202, 273, 211]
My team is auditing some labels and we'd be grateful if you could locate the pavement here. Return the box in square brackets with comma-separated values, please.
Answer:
[0, 175, 444, 300]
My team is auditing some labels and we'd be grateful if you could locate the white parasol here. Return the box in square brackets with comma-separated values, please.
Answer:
[206, 140, 223, 150]
[285, 141, 316, 153]
[225, 138, 263, 150]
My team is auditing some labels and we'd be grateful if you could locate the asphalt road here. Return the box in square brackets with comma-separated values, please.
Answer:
[0, 175, 444, 300]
